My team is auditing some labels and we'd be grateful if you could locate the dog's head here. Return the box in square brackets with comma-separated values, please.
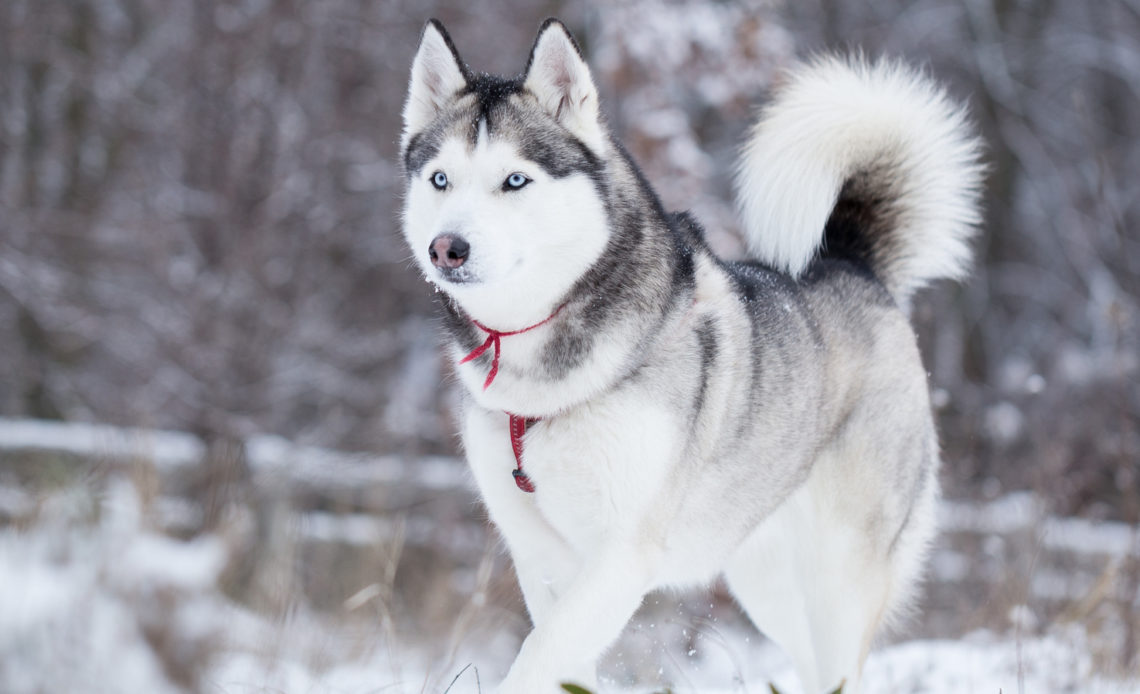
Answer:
[400, 19, 611, 330]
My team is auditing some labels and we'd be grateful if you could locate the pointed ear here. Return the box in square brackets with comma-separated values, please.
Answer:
[523, 19, 606, 154]
[402, 20, 467, 143]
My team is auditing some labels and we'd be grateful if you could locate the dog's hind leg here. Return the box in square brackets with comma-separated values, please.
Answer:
[724, 468, 894, 694]
[724, 484, 830, 694]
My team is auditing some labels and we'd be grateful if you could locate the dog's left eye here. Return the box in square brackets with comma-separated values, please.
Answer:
[503, 173, 531, 191]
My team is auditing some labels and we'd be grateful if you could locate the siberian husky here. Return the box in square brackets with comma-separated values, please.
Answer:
[399, 18, 982, 694]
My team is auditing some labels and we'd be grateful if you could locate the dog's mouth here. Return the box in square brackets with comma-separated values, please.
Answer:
[434, 265, 478, 285]
[433, 256, 526, 287]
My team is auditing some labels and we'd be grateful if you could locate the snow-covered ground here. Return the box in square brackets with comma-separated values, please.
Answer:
[1, 418, 1137, 693]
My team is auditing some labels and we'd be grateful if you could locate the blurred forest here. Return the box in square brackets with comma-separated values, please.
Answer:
[1, 0, 1139, 690]
[0, 0, 1137, 513]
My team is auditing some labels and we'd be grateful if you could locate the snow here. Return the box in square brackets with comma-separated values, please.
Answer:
[246, 433, 466, 491]
[440, 630, 1140, 694]
[0, 484, 208, 694]
[942, 492, 1140, 559]
[858, 631, 1138, 694]
[0, 418, 203, 469]
[2, 420, 1138, 693]
[3, 491, 1135, 694]
[0, 416, 468, 492]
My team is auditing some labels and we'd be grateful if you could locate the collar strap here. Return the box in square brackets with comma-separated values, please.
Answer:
[458, 304, 565, 390]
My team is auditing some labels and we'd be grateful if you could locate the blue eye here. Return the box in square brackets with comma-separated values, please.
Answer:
[504, 173, 531, 191]
[431, 171, 448, 190]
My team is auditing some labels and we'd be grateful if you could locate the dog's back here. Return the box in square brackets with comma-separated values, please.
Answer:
[718, 61, 981, 691]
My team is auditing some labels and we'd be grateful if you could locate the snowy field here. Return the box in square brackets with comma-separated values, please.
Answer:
[1, 418, 1137, 693]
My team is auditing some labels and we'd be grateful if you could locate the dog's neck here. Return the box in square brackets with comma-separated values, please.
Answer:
[457, 303, 568, 391]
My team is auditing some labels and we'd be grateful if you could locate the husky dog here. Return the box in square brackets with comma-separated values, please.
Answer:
[400, 18, 982, 694]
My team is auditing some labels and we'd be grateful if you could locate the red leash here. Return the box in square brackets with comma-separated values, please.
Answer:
[508, 413, 539, 492]
[458, 305, 564, 492]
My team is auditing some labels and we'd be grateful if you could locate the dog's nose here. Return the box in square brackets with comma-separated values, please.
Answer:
[428, 234, 470, 269]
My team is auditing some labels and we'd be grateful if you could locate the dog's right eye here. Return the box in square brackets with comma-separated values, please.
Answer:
[431, 171, 448, 190]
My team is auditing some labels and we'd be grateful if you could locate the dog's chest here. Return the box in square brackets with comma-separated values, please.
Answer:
[522, 396, 679, 553]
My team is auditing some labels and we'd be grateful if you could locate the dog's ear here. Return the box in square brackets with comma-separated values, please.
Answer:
[524, 19, 606, 155]
[402, 20, 467, 143]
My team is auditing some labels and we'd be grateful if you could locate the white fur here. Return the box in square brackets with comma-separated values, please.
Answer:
[402, 124, 631, 419]
[463, 331, 727, 691]
[402, 132, 610, 335]
[466, 340, 942, 694]
[400, 21, 611, 345]
[735, 56, 984, 310]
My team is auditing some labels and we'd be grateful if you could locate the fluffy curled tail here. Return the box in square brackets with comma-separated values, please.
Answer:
[735, 56, 984, 311]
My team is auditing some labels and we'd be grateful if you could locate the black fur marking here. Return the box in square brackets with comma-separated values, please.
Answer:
[887, 434, 934, 557]
[439, 294, 483, 353]
[800, 257, 893, 307]
[403, 129, 443, 177]
[440, 73, 607, 188]
[821, 196, 878, 267]
[670, 211, 711, 253]
[462, 73, 524, 137]
[821, 163, 903, 283]
[539, 199, 649, 376]
[538, 146, 690, 380]
[525, 18, 587, 74]
[518, 133, 603, 181]
[404, 74, 525, 176]
[423, 19, 470, 81]
[668, 211, 705, 290]
[715, 259, 828, 440]
[724, 259, 795, 304]
[693, 316, 719, 419]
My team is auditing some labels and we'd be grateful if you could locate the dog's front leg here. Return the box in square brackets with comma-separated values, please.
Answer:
[496, 537, 662, 694]
[463, 406, 580, 625]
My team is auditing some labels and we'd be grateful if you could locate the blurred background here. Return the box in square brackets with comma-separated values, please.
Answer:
[1, 0, 1137, 692]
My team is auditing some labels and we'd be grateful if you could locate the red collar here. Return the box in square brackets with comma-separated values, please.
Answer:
[457, 304, 565, 390]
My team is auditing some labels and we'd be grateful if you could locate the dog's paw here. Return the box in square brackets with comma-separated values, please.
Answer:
[495, 669, 597, 694]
